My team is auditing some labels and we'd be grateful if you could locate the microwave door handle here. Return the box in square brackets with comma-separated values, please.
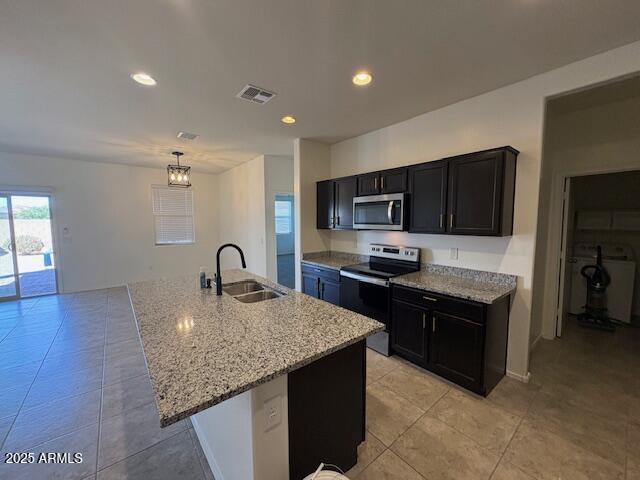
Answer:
[387, 201, 394, 224]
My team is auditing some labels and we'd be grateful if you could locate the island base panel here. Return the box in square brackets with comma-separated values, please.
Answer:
[288, 340, 366, 479]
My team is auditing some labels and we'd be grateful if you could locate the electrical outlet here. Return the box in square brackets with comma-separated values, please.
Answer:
[450, 247, 458, 260]
[263, 395, 282, 431]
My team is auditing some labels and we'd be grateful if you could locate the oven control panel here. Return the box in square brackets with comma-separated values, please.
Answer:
[368, 244, 420, 262]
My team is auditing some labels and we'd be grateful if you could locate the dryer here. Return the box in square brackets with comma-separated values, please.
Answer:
[568, 243, 636, 323]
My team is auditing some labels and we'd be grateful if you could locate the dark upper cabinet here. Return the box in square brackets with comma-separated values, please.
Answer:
[316, 180, 335, 229]
[320, 279, 340, 306]
[318, 146, 517, 236]
[357, 172, 380, 196]
[391, 299, 429, 367]
[380, 168, 407, 194]
[430, 311, 484, 392]
[334, 177, 357, 229]
[408, 160, 448, 233]
[447, 147, 517, 236]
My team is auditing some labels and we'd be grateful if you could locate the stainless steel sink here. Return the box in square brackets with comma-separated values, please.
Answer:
[233, 290, 283, 303]
[222, 280, 264, 296]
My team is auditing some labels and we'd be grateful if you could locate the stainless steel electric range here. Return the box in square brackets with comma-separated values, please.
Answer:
[339, 244, 420, 355]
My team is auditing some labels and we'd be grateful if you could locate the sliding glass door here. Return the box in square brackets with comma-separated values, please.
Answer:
[0, 196, 19, 300]
[0, 194, 58, 301]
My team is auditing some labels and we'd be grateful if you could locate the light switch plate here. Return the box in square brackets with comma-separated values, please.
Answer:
[450, 247, 458, 260]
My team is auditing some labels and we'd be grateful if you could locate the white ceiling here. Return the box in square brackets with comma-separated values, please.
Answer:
[2, 0, 640, 174]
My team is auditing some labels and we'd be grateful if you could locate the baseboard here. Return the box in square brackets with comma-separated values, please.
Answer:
[191, 417, 224, 480]
[506, 370, 531, 383]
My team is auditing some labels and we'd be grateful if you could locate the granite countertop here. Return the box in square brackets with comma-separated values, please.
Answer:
[301, 251, 368, 270]
[391, 264, 517, 304]
[127, 269, 383, 427]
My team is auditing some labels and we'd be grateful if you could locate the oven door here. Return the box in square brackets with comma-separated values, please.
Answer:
[353, 193, 405, 231]
[339, 271, 390, 327]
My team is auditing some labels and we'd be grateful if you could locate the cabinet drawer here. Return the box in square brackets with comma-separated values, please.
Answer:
[301, 263, 340, 283]
[391, 285, 484, 321]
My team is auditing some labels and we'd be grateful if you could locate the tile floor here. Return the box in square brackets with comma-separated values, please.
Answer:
[0, 287, 213, 480]
[1, 288, 638, 479]
[347, 316, 640, 480]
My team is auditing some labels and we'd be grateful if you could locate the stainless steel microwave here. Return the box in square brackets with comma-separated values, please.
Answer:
[353, 193, 407, 231]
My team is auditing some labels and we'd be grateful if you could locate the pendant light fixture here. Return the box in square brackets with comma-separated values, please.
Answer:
[167, 151, 191, 188]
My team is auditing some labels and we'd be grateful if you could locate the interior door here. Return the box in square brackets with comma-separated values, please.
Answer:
[556, 177, 574, 337]
[0, 195, 19, 301]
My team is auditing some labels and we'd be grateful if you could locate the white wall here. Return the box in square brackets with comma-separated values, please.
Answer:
[217, 156, 268, 277]
[532, 91, 640, 339]
[293, 139, 332, 290]
[0, 152, 219, 293]
[264, 156, 294, 281]
[217, 154, 294, 282]
[314, 41, 640, 378]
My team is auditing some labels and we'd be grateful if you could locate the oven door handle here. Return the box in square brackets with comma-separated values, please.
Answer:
[340, 270, 389, 287]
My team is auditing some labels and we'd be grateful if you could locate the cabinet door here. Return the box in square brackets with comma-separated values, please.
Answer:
[357, 173, 380, 196]
[430, 311, 483, 391]
[391, 300, 428, 366]
[380, 168, 407, 194]
[408, 160, 448, 233]
[448, 151, 503, 235]
[334, 177, 357, 229]
[302, 273, 320, 298]
[316, 180, 335, 229]
[320, 279, 340, 306]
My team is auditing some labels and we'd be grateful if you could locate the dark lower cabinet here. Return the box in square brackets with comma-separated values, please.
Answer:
[301, 263, 341, 306]
[391, 300, 428, 366]
[390, 285, 510, 396]
[430, 312, 483, 391]
[320, 278, 340, 305]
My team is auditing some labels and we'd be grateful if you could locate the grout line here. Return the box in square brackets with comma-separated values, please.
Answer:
[0, 299, 73, 451]
[95, 295, 113, 477]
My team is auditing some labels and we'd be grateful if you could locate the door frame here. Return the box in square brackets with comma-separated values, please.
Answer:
[555, 177, 571, 337]
[0, 194, 21, 301]
[0, 187, 62, 299]
[542, 166, 640, 338]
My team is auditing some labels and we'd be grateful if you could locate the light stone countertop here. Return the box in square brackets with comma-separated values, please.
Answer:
[391, 264, 517, 304]
[301, 251, 368, 270]
[127, 269, 384, 427]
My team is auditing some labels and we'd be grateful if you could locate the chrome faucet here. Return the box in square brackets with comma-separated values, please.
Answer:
[215, 243, 247, 295]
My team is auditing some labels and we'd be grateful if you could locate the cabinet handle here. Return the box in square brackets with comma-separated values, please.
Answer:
[314, 268, 321, 273]
[422, 312, 426, 329]
[374, 177, 378, 190]
[316, 277, 321, 298]
[321, 282, 325, 297]
[381, 177, 385, 190]
[439, 214, 444, 229]
[449, 213, 455, 229]
[336, 215, 340, 225]
[422, 295, 438, 302]
[432, 316, 436, 333]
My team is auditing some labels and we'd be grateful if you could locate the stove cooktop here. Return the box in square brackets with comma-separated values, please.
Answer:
[341, 259, 419, 280]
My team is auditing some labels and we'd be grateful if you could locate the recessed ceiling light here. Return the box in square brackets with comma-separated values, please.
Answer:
[131, 72, 157, 86]
[352, 71, 373, 86]
[281, 115, 296, 125]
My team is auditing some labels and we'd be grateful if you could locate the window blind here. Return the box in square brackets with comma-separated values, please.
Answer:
[151, 186, 194, 245]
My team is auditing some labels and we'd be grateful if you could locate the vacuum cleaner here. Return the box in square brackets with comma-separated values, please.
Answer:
[577, 245, 614, 332]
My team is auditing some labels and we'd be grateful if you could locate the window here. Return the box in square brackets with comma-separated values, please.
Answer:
[275, 199, 292, 234]
[151, 186, 194, 245]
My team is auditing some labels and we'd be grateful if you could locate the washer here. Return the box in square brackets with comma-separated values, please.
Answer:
[568, 243, 636, 323]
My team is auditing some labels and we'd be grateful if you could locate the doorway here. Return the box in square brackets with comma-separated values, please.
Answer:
[0, 194, 58, 301]
[555, 171, 640, 336]
[275, 194, 295, 288]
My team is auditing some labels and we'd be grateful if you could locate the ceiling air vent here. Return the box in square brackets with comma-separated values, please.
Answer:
[177, 131, 199, 140]
[236, 84, 277, 104]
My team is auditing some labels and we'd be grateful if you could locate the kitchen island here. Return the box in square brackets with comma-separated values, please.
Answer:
[128, 269, 383, 480]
